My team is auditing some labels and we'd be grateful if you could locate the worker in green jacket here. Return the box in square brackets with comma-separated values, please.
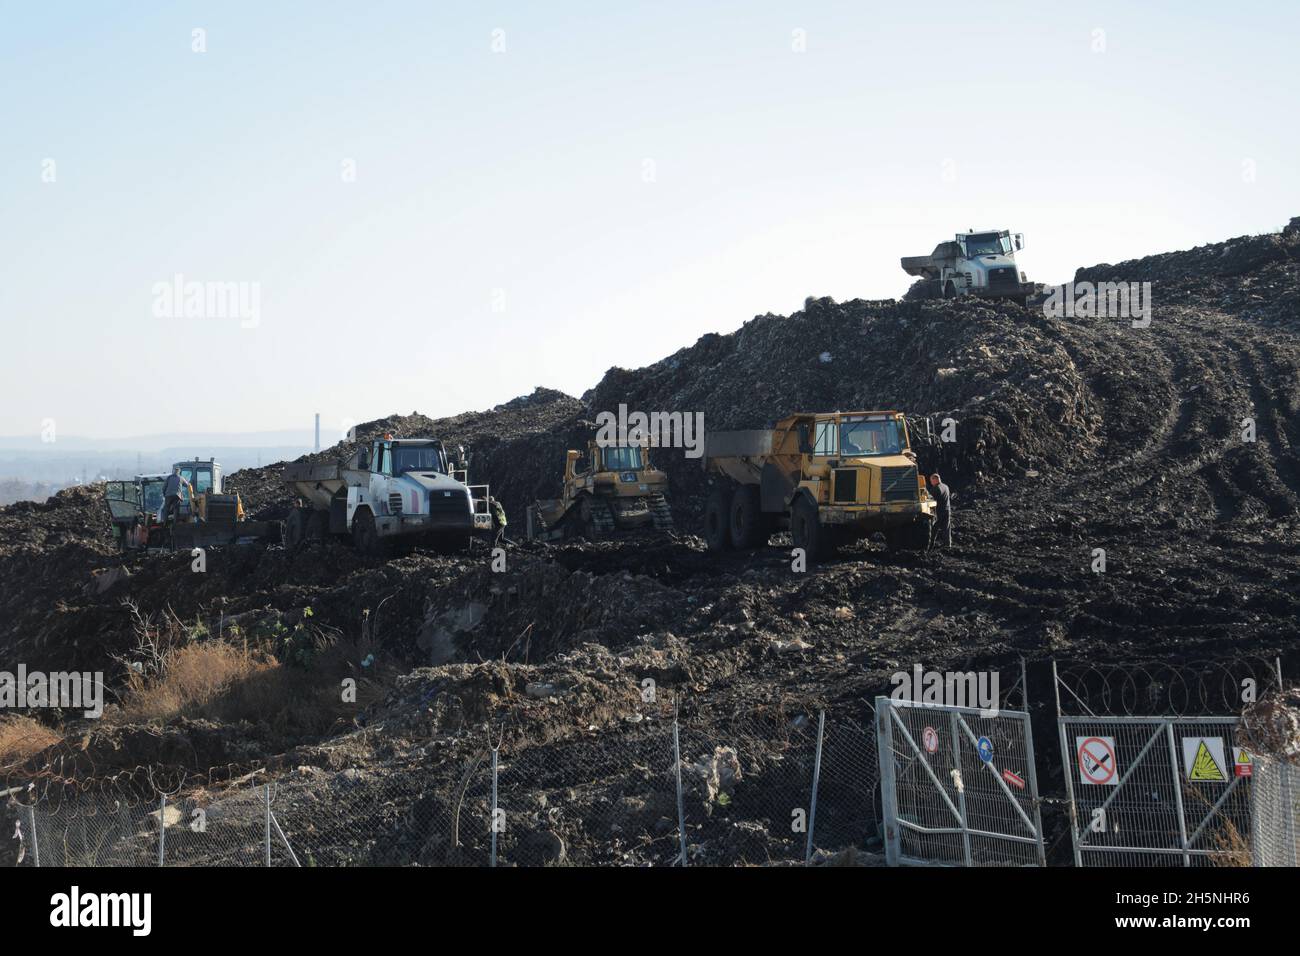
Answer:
[490, 497, 509, 547]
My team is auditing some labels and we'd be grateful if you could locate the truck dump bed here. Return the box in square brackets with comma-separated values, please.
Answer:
[704, 429, 775, 460]
[282, 460, 352, 509]
[900, 241, 962, 279]
[282, 461, 345, 483]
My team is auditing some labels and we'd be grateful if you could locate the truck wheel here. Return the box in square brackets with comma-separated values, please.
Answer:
[351, 508, 382, 556]
[284, 508, 308, 549]
[910, 516, 934, 552]
[728, 485, 764, 550]
[704, 485, 733, 551]
[306, 510, 328, 541]
[790, 495, 825, 561]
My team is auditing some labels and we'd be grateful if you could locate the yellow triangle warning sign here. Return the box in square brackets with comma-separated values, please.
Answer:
[1235, 748, 1253, 777]
[1189, 740, 1226, 781]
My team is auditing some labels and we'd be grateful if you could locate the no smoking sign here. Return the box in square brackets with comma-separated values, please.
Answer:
[1076, 736, 1119, 786]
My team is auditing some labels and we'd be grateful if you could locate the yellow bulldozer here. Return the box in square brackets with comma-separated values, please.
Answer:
[527, 438, 674, 540]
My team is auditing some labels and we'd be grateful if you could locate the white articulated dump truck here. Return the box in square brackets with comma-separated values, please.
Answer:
[902, 229, 1037, 306]
[282, 435, 490, 555]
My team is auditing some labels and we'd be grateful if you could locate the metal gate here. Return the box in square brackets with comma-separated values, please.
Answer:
[876, 698, 1045, 866]
[1059, 716, 1253, 866]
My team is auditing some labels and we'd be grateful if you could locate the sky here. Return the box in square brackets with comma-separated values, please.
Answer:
[2, 1, 1297, 440]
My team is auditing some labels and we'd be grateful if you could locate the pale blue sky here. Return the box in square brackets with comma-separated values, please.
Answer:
[3, 1, 1296, 438]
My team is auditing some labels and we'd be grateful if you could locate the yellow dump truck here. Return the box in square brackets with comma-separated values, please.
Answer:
[702, 411, 934, 559]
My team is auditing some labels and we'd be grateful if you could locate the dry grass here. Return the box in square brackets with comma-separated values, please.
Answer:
[116, 641, 270, 723]
[0, 715, 63, 773]
[1210, 817, 1253, 867]
[109, 637, 391, 739]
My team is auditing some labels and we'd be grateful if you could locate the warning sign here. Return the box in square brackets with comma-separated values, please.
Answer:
[1076, 736, 1118, 786]
[1234, 747, 1253, 778]
[1182, 737, 1228, 782]
[1002, 768, 1026, 790]
[922, 726, 939, 754]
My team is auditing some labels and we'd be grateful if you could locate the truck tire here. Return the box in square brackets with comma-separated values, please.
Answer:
[885, 517, 932, 553]
[790, 495, 826, 561]
[284, 508, 308, 550]
[306, 510, 329, 541]
[728, 485, 764, 550]
[909, 516, 934, 552]
[351, 507, 382, 556]
[704, 485, 733, 551]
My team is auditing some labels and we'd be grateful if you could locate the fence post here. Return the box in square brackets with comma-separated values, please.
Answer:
[27, 804, 40, 868]
[875, 699, 900, 866]
[948, 709, 973, 867]
[157, 793, 167, 867]
[490, 744, 499, 868]
[1165, 722, 1191, 867]
[270, 810, 302, 867]
[264, 783, 272, 867]
[1020, 711, 1047, 866]
[804, 709, 825, 863]
[673, 711, 687, 866]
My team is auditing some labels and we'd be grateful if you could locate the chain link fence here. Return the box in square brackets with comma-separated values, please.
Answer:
[1249, 755, 1299, 867]
[11, 704, 880, 868]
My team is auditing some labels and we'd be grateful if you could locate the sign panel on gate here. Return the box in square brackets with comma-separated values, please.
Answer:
[1182, 737, 1228, 782]
[922, 726, 939, 754]
[1234, 748, 1252, 778]
[878, 698, 1046, 867]
[1076, 736, 1118, 786]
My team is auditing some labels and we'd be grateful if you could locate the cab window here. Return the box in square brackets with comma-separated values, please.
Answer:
[603, 446, 643, 471]
[813, 421, 837, 456]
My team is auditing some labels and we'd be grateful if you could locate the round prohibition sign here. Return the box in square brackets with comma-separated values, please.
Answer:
[1077, 736, 1116, 784]
[922, 726, 939, 754]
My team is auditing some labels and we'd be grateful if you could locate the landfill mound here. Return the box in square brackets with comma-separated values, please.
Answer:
[3, 218, 1299, 864]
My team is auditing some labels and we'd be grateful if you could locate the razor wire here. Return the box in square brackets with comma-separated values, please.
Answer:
[1052, 657, 1284, 717]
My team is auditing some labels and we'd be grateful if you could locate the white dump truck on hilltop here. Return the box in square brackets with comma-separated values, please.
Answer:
[902, 229, 1038, 306]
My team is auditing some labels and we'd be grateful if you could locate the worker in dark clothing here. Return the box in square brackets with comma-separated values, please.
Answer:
[927, 473, 952, 547]
[489, 496, 509, 547]
[161, 468, 187, 524]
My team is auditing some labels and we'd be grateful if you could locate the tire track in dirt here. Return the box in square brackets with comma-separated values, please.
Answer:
[1232, 339, 1300, 511]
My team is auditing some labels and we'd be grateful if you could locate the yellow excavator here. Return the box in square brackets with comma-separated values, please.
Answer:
[527, 438, 674, 540]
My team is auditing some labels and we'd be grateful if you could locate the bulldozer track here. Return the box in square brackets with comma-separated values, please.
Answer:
[586, 498, 617, 537]
[647, 493, 674, 532]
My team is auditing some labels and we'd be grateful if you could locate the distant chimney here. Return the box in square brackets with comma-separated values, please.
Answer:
[314, 413, 320, 453]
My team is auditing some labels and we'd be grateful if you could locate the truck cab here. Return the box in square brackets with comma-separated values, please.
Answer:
[794, 412, 931, 523]
[953, 230, 1026, 296]
[352, 438, 481, 537]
